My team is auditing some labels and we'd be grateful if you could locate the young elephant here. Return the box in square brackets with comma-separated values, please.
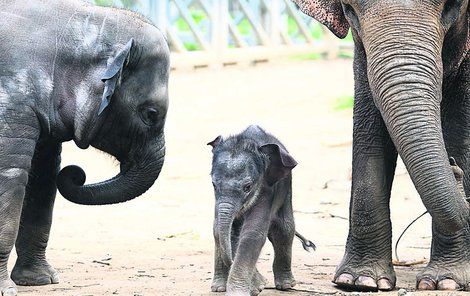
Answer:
[208, 125, 315, 296]
[0, 1, 169, 295]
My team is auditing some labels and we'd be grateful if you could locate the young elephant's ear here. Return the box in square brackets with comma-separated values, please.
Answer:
[207, 136, 223, 149]
[293, 0, 349, 39]
[98, 38, 135, 115]
[259, 143, 298, 185]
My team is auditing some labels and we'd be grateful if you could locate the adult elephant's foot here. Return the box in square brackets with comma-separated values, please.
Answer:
[274, 270, 296, 290]
[0, 279, 17, 296]
[11, 260, 59, 286]
[333, 252, 396, 291]
[416, 225, 470, 291]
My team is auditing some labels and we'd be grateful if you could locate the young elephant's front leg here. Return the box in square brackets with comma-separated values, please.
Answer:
[11, 140, 61, 286]
[227, 202, 270, 296]
[0, 108, 40, 296]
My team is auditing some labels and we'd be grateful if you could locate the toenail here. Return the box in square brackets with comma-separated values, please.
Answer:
[437, 279, 460, 290]
[355, 276, 378, 289]
[418, 278, 436, 290]
[335, 273, 354, 285]
[377, 278, 393, 291]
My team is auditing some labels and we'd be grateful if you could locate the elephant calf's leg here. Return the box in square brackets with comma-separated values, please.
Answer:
[11, 141, 61, 286]
[268, 203, 296, 291]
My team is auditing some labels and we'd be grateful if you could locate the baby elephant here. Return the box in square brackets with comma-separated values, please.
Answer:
[208, 125, 315, 296]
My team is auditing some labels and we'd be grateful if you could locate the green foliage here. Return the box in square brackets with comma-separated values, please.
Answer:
[94, 0, 140, 9]
[289, 52, 323, 61]
[237, 19, 252, 36]
[334, 95, 354, 111]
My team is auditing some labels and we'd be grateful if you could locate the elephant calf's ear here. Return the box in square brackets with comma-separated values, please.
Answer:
[98, 38, 135, 115]
[293, 0, 350, 39]
[207, 136, 223, 149]
[259, 144, 297, 185]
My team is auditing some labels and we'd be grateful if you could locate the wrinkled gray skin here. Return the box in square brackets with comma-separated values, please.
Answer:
[209, 125, 301, 296]
[0, 1, 169, 295]
[295, 0, 470, 292]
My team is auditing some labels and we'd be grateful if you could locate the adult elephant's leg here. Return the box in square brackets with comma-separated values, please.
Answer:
[0, 105, 40, 296]
[442, 59, 470, 194]
[334, 42, 398, 292]
[11, 140, 61, 286]
[425, 59, 470, 291]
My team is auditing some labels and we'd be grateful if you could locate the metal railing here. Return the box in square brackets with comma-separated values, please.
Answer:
[95, 0, 353, 68]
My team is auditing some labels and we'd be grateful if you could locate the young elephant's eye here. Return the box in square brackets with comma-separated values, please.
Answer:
[243, 182, 253, 193]
[139, 106, 159, 126]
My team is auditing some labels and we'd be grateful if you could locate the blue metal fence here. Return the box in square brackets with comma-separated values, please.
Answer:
[94, 0, 352, 68]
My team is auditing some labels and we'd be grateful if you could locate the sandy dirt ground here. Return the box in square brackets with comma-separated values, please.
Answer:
[12, 59, 467, 296]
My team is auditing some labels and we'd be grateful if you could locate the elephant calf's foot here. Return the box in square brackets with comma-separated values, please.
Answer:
[211, 276, 227, 292]
[11, 260, 59, 286]
[334, 256, 396, 291]
[274, 271, 296, 290]
[0, 279, 17, 296]
[250, 271, 266, 296]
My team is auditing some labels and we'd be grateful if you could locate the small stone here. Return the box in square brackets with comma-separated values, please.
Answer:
[397, 288, 408, 296]
[351, 292, 361, 296]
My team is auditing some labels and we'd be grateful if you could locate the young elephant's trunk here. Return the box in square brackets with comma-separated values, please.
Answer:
[57, 136, 165, 205]
[216, 202, 235, 267]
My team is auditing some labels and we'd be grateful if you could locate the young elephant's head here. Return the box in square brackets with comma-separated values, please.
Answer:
[57, 23, 170, 205]
[208, 133, 297, 266]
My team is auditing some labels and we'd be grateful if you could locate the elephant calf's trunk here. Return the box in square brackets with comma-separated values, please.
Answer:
[216, 202, 235, 267]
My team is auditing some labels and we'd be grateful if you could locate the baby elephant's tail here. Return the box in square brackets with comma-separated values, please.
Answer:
[295, 231, 316, 252]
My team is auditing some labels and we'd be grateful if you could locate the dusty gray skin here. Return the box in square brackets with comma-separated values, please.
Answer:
[0, 1, 169, 295]
[209, 125, 314, 296]
[294, 0, 470, 292]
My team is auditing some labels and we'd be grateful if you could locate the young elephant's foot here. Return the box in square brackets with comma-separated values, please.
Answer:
[211, 276, 227, 292]
[0, 279, 17, 296]
[250, 270, 266, 296]
[274, 271, 296, 290]
[416, 226, 470, 291]
[334, 252, 396, 291]
[11, 260, 59, 286]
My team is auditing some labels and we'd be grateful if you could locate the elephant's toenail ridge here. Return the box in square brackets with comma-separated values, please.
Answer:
[355, 276, 377, 290]
[418, 278, 436, 290]
[335, 273, 354, 286]
[377, 278, 393, 291]
[437, 279, 460, 290]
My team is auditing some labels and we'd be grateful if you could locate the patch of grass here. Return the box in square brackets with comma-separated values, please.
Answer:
[338, 51, 354, 59]
[184, 42, 200, 51]
[334, 95, 354, 111]
[94, 0, 139, 8]
[94, 0, 114, 7]
[176, 17, 191, 32]
[310, 23, 324, 40]
[289, 52, 323, 61]
[237, 19, 253, 36]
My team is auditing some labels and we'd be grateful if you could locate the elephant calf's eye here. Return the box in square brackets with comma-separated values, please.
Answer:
[243, 182, 253, 193]
[139, 106, 159, 126]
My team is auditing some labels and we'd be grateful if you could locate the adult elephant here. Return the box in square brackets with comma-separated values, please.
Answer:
[0, 0, 169, 295]
[294, 0, 470, 292]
